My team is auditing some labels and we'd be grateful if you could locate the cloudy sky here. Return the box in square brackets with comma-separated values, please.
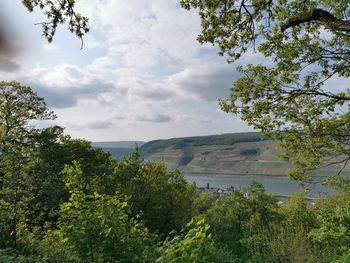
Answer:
[0, 0, 259, 142]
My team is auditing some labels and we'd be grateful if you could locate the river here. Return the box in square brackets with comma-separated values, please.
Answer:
[184, 173, 331, 197]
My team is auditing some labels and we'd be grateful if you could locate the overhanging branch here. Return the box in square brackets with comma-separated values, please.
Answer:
[281, 9, 350, 32]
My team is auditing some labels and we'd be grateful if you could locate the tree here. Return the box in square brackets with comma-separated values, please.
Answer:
[205, 181, 280, 260]
[310, 195, 350, 261]
[181, 0, 350, 182]
[308, 180, 350, 261]
[106, 148, 196, 236]
[191, 192, 218, 216]
[45, 162, 155, 263]
[267, 191, 319, 262]
[157, 219, 234, 263]
[28, 125, 116, 230]
[0, 81, 55, 250]
[21, 0, 89, 47]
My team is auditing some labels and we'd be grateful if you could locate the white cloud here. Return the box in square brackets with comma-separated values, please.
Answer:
[19, 64, 124, 108]
[177, 114, 212, 124]
[43, 43, 59, 51]
[84, 0, 202, 71]
[136, 112, 172, 123]
[0, 56, 20, 72]
[168, 63, 238, 101]
[84, 34, 106, 49]
[2, 0, 255, 141]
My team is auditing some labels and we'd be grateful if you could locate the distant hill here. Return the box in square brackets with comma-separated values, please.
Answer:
[92, 141, 145, 149]
[139, 132, 350, 177]
[92, 141, 145, 159]
[140, 132, 263, 155]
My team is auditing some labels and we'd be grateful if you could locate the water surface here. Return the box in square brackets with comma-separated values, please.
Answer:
[185, 173, 331, 197]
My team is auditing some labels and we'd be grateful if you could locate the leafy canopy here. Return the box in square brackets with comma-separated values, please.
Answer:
[108, 148, 196, 236]
[0, 81, 55, 250]
[181, 0, 350, 181]
[52, 162, 155, 263]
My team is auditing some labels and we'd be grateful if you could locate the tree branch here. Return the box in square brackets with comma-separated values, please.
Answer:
[281, 9, 350, 32]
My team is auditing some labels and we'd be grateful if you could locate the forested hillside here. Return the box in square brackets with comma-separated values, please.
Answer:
[140, 133, 350, 177]
[140, 132, 263, 154]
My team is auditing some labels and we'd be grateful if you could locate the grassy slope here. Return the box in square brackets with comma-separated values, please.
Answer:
[140, 132, 350, 177]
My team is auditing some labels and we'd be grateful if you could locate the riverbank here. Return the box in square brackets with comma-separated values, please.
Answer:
[184, 173, 331, 198]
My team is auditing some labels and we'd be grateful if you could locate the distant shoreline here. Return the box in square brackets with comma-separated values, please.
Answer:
[184, 172, 329, 181]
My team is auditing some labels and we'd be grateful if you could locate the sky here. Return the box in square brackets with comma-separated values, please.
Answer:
[0, 0, 261, 142]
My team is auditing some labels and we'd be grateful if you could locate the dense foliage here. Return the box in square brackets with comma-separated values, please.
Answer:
[0, 82, 350, 262]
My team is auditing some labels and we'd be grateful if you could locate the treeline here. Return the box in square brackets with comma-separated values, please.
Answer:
[1, 82, 350, 262]
[140, 132, 264, 155]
